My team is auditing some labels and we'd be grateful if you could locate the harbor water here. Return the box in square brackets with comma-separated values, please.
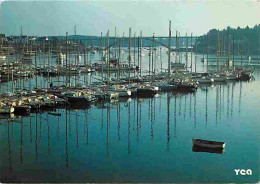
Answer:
[0, 50, 259, 182]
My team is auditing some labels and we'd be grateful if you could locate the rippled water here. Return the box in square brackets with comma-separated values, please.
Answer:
[0, 51, 259, 182]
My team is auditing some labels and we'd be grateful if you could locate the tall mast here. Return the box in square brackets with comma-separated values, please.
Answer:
[85, 40, 88, 85]
[66, 32, 68, 88]
[190, 33, 193, 73]
[222, 32, 225, 57]
[160, 47, 162, 74]
[195, 37, 197, 74]
[7, 44, 10, 92]
[223, 34, 226, 57]
[118, 35, 121, 63]
[107, 30, 110, 84]
[29, 40, 31, 90]
[21, 26, 23, 37]
[175, 31, 178, 64]
[27, 37, 29, 53]
[152, 34, 154, 79]
[84, 43, 86, 67]
[74, 25, 77, 66]
[101, 32, 103, 82]
[140, 31, 142, 77]
[43, 39, 46, 69]
[134, 32, 136, 68]
[233, 35, 235, 68]
[107, 30, 110, 62]
[207, 33, 209, 72]
[128, 27, 131, 84]
[20, 26, 23, 54]
[220, 32, 223, 56]
[122, 32, 125, 79]
[77, 37, 80, 66]
[154, 37, 157, 76]
[58, 35, 61, 87]
[228, 35, 231, 68]
[168, 20, 171, 77]
[122, 32, 125, 48]
[68, 37, 71, 87]
[48, 40, 51, 83]
[11, 64, 14, 94]
[118, 36, 121, 79]
[217, 33, 220, 71]
[114, 27, 117, 58]
[185, 33, 188, 71]
[202, 36, 205, 60]
[149, 46, 151, 76]
[35, 40, 37, 88]
[240, 33, 243, 66]
[179, 32, 181, 63]
[137, 36, 140, 73]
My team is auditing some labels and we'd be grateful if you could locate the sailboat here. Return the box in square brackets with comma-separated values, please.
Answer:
[211, 73, 227, 82]
[193, 74, 214, 85]
[62, 90, 95, 105]
[107, 85, 131, 97]
[94, 88, 119, 100]
[136, 83, 158, 97]
[150, 81, 175, 91]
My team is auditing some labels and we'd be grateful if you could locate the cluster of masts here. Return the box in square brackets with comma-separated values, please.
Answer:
[0, 21, 255, 117]
[0, 62, 253, 116]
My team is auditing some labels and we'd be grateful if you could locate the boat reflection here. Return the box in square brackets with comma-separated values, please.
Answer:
[0, 78, 248, 171]
[8, 122, 12, 172]
[67, 103, 91, 110]
[192, 145, 225, 154]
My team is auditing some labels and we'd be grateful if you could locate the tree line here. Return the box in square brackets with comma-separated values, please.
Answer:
[196, 25, 260, 56]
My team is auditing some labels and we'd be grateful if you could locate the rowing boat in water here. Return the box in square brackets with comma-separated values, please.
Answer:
[192, 138, 226, 149]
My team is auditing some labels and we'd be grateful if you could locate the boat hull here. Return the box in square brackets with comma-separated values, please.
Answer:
[239, 73, 252, 81]
[175, 85, 197, 92]
[194, 78, 213, 84]
[67, 97, 92, 109]
[0, 106, 14, 114]
[137, 88, 157, 97]
[107, 90, 131, 97]
[158, 85, 175, 91]
[192, 138, 225, 149]
[213, 77, 227, 82]
[67, 96, 91, 105]
[14, 105, 31, 114]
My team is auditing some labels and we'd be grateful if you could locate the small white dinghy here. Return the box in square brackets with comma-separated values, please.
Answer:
[192, 138, 226, 149]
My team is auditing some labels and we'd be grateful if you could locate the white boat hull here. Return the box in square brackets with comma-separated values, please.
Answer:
[0, 106, 14, 114]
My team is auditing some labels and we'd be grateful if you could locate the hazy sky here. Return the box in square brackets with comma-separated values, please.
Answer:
[0, 0, 259, 36]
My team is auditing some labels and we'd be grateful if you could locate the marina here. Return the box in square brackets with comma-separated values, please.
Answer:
[0, 29, 256, 115]
[0, 0, 259, 183]
[0, 33, 259, 182]
[0, 71, 259, 182]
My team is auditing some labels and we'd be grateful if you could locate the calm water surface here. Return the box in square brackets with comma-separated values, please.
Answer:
[0, 51, 259, 182]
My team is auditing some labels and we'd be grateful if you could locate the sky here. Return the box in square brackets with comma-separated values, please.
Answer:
[0, 0, 259, 37]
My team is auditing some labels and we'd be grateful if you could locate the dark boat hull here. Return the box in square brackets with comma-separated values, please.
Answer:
[136, 88, 157, 97]
[239, 73, 252, 81]
[14, 106, 31, 114]
[67, 96, 92, 107]
[192, 138, 226, 149]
